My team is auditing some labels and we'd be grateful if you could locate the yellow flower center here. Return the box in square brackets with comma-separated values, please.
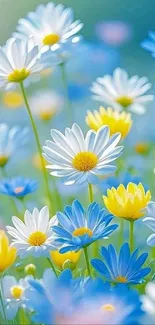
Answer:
[43, 34, 60, 46]
[101, 304, 115, 312]
[8, 69, 30, 83]
[116, 276, 127, 283]
[134, 142, 149, 155]
[28, 231, 47, 246]
[14, 187, 24, 194]
[72, 227, 93, 237]
[116, 96, 133, 108]
[0, 155, 8, 167]
[39, 110, 56, 121]
[11, 286, 23, 299]
[3, 91, 24, 108]
[72, 152, 98, 171]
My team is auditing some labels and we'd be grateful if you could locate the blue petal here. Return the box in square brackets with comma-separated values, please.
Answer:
[91, 259, 111, 279]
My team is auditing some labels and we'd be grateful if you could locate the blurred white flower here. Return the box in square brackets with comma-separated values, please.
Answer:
[91, 68, 154, 115]
[29, 90, 63, 121]
[143, 201, 155, 246]
[141, 282, 155, 320]
[95, 21, 133, 45]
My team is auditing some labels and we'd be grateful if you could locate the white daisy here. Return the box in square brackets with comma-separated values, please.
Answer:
[43, 123, 123, 185]
[91, 68, 154, 115]
[29, 90, 63, 121]
[13, 2, 83, 51]
[0, 37, 43, 89]
[0, 124, 29, 167]
[141, 282, 155, 320]
[143, 201, 155, 247]
[2, 275, 32, 320]
[7, 206, 57, 258]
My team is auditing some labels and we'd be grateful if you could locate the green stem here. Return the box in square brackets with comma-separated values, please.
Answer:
[83, 247, 91, 276]
[129, 221, 134, 251]
[119, 219, 124, 247]
[0, 274, 7, 324]
[60, 62, 72, 124]
[1, 167, 19, 216]
[20, 82, 53, 213]
[47, 258, 58, 278]
[88, 183, 93, 203]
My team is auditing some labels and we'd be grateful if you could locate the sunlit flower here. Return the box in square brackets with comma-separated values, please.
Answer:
[0, 231, 16, 272]
[0, 37, 43, 89]
[29, 90, 63, 121]
[2, 91, 24, 109]
[0, 124, 28, 167]
[86, 107, 132, 138]
[2, 275, 32, 320]
[91, 68, 153, 115]
[14, 2, 83, 48]
[43, 123, 123, 185]
[52, 200, 118, 253]
[143, 201, 155, 247]
[141, 282, 155, 318]
[0, 177, 38, 198]
[7, 206, 57, 258]
[103, 182, 151, 221]
[141, 31, 155, 58]
[91, 243, 150, 284]
[50, 250, 81, 269]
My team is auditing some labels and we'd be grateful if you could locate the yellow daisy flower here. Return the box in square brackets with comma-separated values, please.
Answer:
[86, 107, 132, 139]
[103, 182, 151, 221]
[50, 250, 81, 269]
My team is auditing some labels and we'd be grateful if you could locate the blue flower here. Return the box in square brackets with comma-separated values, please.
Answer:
[25, 268, 87, 324]
[0, 177, 38, 198]
[98, 172, 146, 194]
[52, 200, 118, 253]
[141, 31, 155, 57]
[91, 243, 151, 284]
[81, 278, 144, 325]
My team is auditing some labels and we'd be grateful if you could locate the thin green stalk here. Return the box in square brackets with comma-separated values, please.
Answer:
[20, 82, 53, 213]
[60, 62, 72, 124]
[83, 247, 91, 276]
[1, 167, 19, 216]
[129, 221, 134, 251]
[119, 219, 124, 247]
[0, 274, 7, 324]
[47, 258, 58, 278]
[88, 183, 93, 203]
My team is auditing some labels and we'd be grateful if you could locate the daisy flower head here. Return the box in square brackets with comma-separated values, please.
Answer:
[52, 200, 118, 253]
[141, 31, 155, 58]
[0, 231, 16, 273]
[0, 124, 29, 167]
[2, 91, 24, 109]
[2, 275, 32, 320]
[103, 182, 151, 221]
[91, 243, 151, 285]
[29, 90, 63, 121]
[14, 2, 83, 51]
[0, 37, 43, 89]
[7, 206, 57, 258]
[141, 282, 155, 319]
[143, 201, 155, 247]
[0, 177, 38, 198]
[86, 106, 132, 139]
[91, 68, 153, 115]
[43, 123, 123, 185]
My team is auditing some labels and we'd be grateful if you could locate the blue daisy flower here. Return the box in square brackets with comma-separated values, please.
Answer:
[52, 200, 118, 253]
[0, 177, 38, 198]
[141, 31, 155, 57]
[91, 243, 151, 284]
[25, 268, 87, 324]
[81, 278, 144, 325]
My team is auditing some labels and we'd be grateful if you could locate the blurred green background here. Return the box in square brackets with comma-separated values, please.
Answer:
[1, 0, 155, 77]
